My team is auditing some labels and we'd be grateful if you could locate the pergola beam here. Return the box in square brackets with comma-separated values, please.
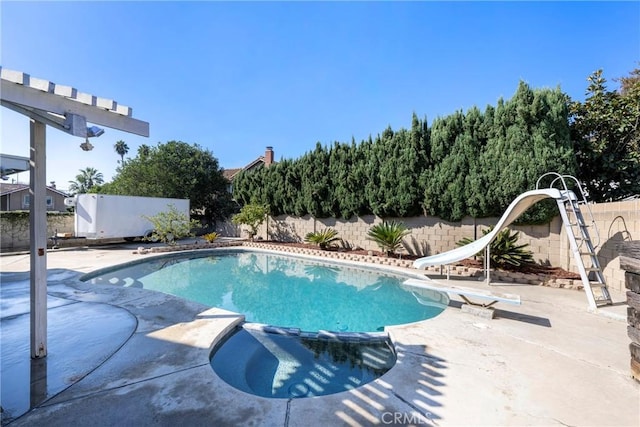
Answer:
[1, 76, 149, 137]
[2, 100, 68, 132]
[1, 100, 94, 137]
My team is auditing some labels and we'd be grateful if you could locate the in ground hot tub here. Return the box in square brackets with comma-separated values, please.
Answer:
[210, 324, 396, 398]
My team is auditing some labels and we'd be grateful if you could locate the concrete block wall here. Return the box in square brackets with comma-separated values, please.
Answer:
[249, 199, 639, 293]
[266, 215, 315, 242]
[558, 199, 639, 293]
[261, 214, 562, 263]
[214, 221, 240, 238]
[4, 199, 629, 290]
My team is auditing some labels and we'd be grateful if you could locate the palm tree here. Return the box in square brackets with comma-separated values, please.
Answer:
[138, 144, 151, 158]
[366, 220, 410, 257]
[68, 167, 104, 194]
[114, 140, 129, 164]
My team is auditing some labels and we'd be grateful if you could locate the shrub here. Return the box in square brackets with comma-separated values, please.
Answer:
[143, 204, 199, 245]
[367, 220, 410, 256]
[457, 226, 534, 269]
[231, 204, 268, 240]
[203, 232, 219, 243]
[304, 228, 340, 250]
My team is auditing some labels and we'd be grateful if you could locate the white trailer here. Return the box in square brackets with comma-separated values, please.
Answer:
[65, 194, 190, 240]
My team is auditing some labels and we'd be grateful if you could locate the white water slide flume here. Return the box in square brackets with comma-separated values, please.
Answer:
[413, 188, 567, 269]
[412, 173, 612, 311]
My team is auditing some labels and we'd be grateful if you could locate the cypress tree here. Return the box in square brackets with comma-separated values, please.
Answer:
[479, 82, 575, 222]
[232, 83, 576, 224]
[328, 142, 349, 217]
[423, 111, 471, 221]
[462, 106, 488, 218]
[300, 143, 332, 218]
[363, 135, 382, 216]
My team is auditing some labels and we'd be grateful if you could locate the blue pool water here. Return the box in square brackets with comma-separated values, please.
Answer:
[83, 249, 448, 333]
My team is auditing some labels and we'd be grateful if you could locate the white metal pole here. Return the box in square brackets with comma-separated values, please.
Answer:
[485, 244, 491, 285]
[30, 119, 47, 358]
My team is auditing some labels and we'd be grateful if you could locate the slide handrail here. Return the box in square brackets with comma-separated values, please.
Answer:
[536, 172, 600, 248]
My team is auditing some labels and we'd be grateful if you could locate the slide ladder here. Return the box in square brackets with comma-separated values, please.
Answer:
[413, 172, 613, 311]
[536, 173, 612, 309]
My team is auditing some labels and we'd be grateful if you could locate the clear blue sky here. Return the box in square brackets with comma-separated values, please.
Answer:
[1, 1, 638, 192]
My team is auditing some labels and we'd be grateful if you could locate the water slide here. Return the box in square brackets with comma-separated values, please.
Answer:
[413, 188, 572, 269]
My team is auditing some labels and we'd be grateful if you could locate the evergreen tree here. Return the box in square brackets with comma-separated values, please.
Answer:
[479, 82, 575, 222]
[287, 160, 306, 216]
[376, 129, 423, 217]
[105, 141, 230, 221]
[363, 134, 385, 216]
[462, 106, 489, 218]
[569, 68, 640, 201]
[299, 143, 332, 218]
[231, 81, 581, 224]
[424, 111, 473, 220]
[329, 142, 352, 218]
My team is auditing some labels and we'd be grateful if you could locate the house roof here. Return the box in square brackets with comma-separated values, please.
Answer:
[243, 156, 266, 170]
[222, 168, 242, 180]
[0, 183, 68, 197]
[223, 155, 267, 181]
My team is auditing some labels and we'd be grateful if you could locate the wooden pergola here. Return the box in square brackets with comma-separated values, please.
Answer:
[0, 67, 149, 359]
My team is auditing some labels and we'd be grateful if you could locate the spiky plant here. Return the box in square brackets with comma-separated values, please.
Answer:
[304, 228, 340, 250]
[457, 226, 534, 269]
[366, 220, 410, 256]
[203, 232, 219, 243]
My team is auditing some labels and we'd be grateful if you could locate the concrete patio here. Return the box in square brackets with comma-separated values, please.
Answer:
[1, 243, 638, 426]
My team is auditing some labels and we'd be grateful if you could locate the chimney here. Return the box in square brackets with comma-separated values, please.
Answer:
[265, 146, 274, 167]
[49, 181, 56, 189]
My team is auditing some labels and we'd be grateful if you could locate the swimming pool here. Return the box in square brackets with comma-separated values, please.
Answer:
[211, 325, 397, 398]
[82, 249, 448, 333]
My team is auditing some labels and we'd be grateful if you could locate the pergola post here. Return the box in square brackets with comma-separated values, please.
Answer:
[29, 119, 47, 358]
[2, 68, 149, 360]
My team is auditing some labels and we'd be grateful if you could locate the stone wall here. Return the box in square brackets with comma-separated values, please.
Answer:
[619, 241, 640, 382]
[0, 213, 74, 251]
[228, 199, 638, 293]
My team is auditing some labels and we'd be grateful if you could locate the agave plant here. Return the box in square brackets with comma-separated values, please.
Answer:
[367, 220, 410, 256]
[457, 226, 534, 268]
[304, 228, 340, 250]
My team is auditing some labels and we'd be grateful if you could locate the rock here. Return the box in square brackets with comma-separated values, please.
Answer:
[461, 304, 495, 319]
